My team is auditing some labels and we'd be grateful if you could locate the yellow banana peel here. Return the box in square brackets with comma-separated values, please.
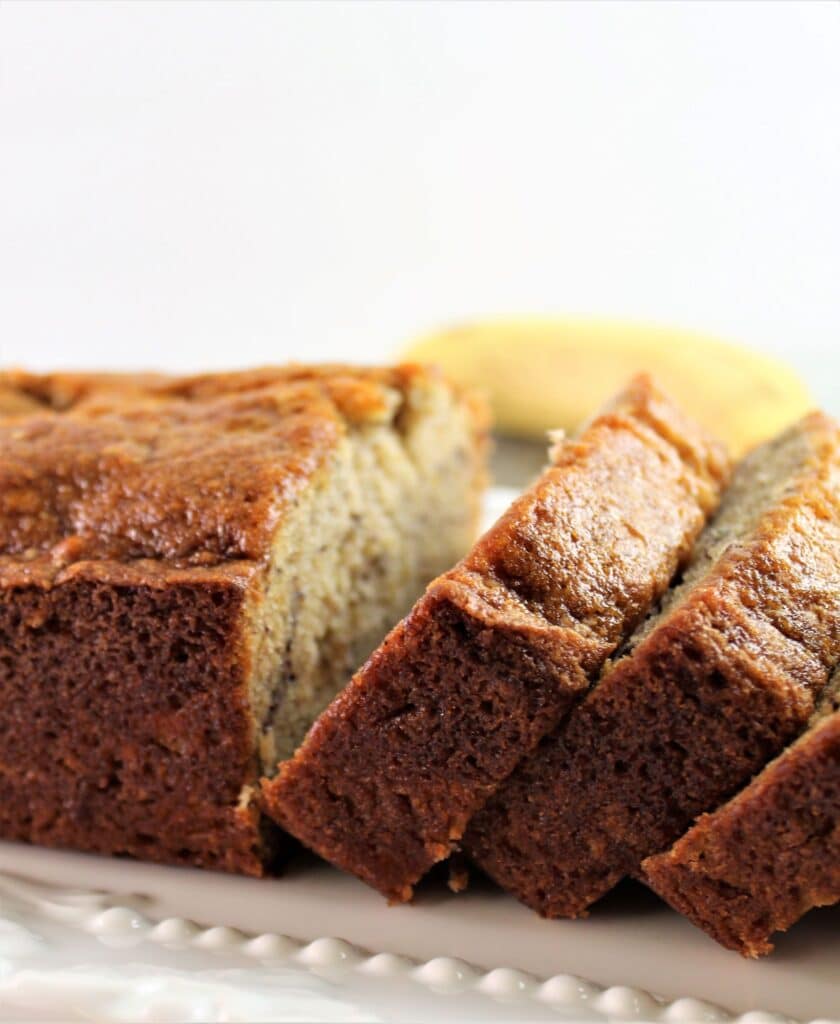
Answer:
[403, 319, 813, 458]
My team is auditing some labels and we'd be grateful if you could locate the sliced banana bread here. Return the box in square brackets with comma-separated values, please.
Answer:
[465, 412, 840, 918]
[643, 667, 840, 957]
[262, 376, 729, 901]
[0, 365, 487, 873]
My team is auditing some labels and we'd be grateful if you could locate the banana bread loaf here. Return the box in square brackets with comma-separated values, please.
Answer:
[0, 365, 487, 873]
[465, 412, 840, 917]
[642, 667, 840, 957]
[262, 376, 729, 901]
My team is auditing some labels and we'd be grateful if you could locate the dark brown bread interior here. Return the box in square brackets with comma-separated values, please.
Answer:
[0, 365, 487, 873]
[465, 412, 840, 918]
[0, 563, 267, 872]
[642, 669, 840, 957]
[262, 376, 729, 901]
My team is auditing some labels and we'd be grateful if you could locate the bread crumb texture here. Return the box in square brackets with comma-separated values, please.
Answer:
[0, 365, 487, 873]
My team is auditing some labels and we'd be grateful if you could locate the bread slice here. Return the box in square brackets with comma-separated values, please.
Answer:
[0, 365, 487, 873]
[261, 376, 729, 901]
[642, 667, 840, 957]
[465, 412, 840, 917]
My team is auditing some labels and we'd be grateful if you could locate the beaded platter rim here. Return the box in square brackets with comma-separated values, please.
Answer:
[0, 870, 835, 1024]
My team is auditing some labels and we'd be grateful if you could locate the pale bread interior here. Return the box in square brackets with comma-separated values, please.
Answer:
[247, 378, 482, 770]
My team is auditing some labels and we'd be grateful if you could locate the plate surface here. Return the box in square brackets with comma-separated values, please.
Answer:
[0, 841, 837, 1023]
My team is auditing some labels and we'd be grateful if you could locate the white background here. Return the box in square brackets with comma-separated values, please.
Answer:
[0, 1, 837, 410]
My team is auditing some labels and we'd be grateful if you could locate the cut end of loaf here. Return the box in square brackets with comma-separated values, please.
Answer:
[248, 371, 488, 769]
[0, 364, 488, 873]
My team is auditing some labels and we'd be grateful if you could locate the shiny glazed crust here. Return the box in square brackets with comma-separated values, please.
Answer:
[262, 376, 729, 901]
[465, 413, 840, 918]
[0, 364, 488, 873]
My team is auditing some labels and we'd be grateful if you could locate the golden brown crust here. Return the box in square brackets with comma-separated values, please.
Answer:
[262, 376, 729, 901]
[465, 412, 840, 918]
[0, 364, 486, 873]
[0, 365, 460, 575]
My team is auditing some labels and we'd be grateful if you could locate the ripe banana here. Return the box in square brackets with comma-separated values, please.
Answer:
[403, 319, 812, 457]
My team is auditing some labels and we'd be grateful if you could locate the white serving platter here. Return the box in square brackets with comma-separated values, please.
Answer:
[0, 840, 837, 1023]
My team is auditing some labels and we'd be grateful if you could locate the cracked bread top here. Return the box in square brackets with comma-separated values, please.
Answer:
[435, 373, 730, 653]
[0, 365, 486, 588]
